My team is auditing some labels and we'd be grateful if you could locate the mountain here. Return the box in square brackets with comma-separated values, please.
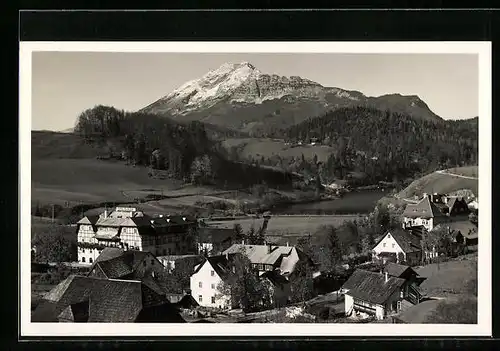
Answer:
[140, 62, 443, 134]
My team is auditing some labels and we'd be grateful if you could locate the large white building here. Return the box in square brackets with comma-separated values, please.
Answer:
[76, 207, 197, 264]
[402, 195, 448, 232]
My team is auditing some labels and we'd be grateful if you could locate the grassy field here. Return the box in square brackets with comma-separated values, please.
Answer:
[222, 137, 336, 162]
[444, 166, 479, 178]
[397, 166, 478, 199]
[416, 256, 478, 298]
[32, 158, 184, 206]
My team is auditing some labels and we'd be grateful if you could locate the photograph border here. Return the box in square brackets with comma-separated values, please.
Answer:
[19, 41, 492, 337]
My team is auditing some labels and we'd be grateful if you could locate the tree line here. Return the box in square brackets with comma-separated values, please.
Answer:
[245, 107, 478, 186]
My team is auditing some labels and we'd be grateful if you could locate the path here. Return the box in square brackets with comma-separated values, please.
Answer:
[435, 170, 478, 180]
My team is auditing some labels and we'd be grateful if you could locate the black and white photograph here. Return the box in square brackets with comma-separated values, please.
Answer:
[20, 42, 491, 336]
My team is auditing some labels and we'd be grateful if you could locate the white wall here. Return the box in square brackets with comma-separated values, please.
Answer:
[403, 217, 434, 231]
[375, 305, 385, 320]
[344, 294, 354, 315]
[372, 233, 406, 262]
[190, 261, 230, 309]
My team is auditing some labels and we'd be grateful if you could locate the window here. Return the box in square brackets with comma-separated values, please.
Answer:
[143, 261, 147, 267]
[198, 295, 203, 303]
[383, 243, 386, 247]
[211, 296, 216, 304]
[82, 257, 86, 263]
[392, 243, 395, 248]
[211, 270, 215, 276]
[199, 282, 203, 288]
[211, 283, 215, 289]
[89, 258, 93, 263]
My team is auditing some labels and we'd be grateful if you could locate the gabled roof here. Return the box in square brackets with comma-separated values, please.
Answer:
[374, 229, 422, 254]
[384, 262, 418, 278]
[77, 215, 100, 225]
[32, 275, 147, 322]
[192, 253, 243, 281]
[222, 244, 293, 266]
[91, 250, 158, 280]
[402, 197, 445, 219]
[94, 247, 124, 264]
[342, 269, 405, 305]
[261, 270, 289, 287]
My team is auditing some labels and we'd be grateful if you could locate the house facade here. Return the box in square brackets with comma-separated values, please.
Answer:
[342, 269, 408, 320]
[76, 207, 197, 264]
[190, 254, 234, 309]
[402, 195, 448, 232]
[371, 229, 426, 266]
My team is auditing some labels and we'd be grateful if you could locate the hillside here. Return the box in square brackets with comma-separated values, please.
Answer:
[140, 62, 443, 134]
[396, 166, 478, 199]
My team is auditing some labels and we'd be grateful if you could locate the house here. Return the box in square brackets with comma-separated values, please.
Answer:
[341, 269, 408, 320]
[221, 243, 313, 278]
[31, 275, 186, 323]
[383, 263, 424, 305]
[434, 221, 478, 247]
[156, 254, 203, 273]
[468, 198, 479, 212]
[189, 253, 241, 309]
[197, 227, 237, 256]
[260, 270, 291, 308]
[76, 207, 198, 264]
[87, 248, 171, 296]
[371, 229, 425, 266]
[402, 195, 448, 231]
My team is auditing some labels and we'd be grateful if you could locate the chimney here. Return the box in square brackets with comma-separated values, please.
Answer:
[104, 210, 108, 218]
[267, 244, 272, 254]
[241, 240, 245, 245]
[286, 242, 289, 247]
[384, 271, 389, 283]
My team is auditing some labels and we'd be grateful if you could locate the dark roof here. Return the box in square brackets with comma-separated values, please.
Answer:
[198, 227, 235, 244]
[261, 270, 289, 287]
[384, 262, 417, 278]
[402, 197, 445, 219]
[389, 229, 422, 254]
[342, 269, 405, 305]
[193, 253, 243, 281]
[93, 247, 125, 264]
[91, 250, 158, 280]
[32, 275, 166, 322]
[175, 294, 199, 309]
[440, 221, 478, 239]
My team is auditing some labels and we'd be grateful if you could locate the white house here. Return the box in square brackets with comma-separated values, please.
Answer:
[371, 229, 429, 266]
[190, 254, 235, 309]
[342, 269, 407, 320]
[402, 195, 447, 232]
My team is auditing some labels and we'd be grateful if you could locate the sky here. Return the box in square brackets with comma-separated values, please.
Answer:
[31, 52, 479, 131]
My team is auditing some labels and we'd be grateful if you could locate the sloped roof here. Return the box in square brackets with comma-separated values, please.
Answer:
[77, 215, 100, 225]
[438, 221, 478, 237]
[92, 250, 157, 280]
[222, 244, 293, 266]
[402, 197, 445, 219]
[193, 253, 243, 281]
[384, 262, 417, 278]
[342, 269, 405, 305]
[94, 247, 124, 264]
[33, 275, 147, 322]
[389, 229, 422, 254]
[261, 270, 289, 287]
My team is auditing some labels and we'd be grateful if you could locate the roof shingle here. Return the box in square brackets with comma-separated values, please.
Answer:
[342, 269, 405, 305]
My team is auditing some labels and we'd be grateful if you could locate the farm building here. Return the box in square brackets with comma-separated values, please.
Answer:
[371, 229, 426, 266]
[341, 268, 420, 320]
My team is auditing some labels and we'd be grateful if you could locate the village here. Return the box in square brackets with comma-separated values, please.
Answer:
[31, 190, 478, 324]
